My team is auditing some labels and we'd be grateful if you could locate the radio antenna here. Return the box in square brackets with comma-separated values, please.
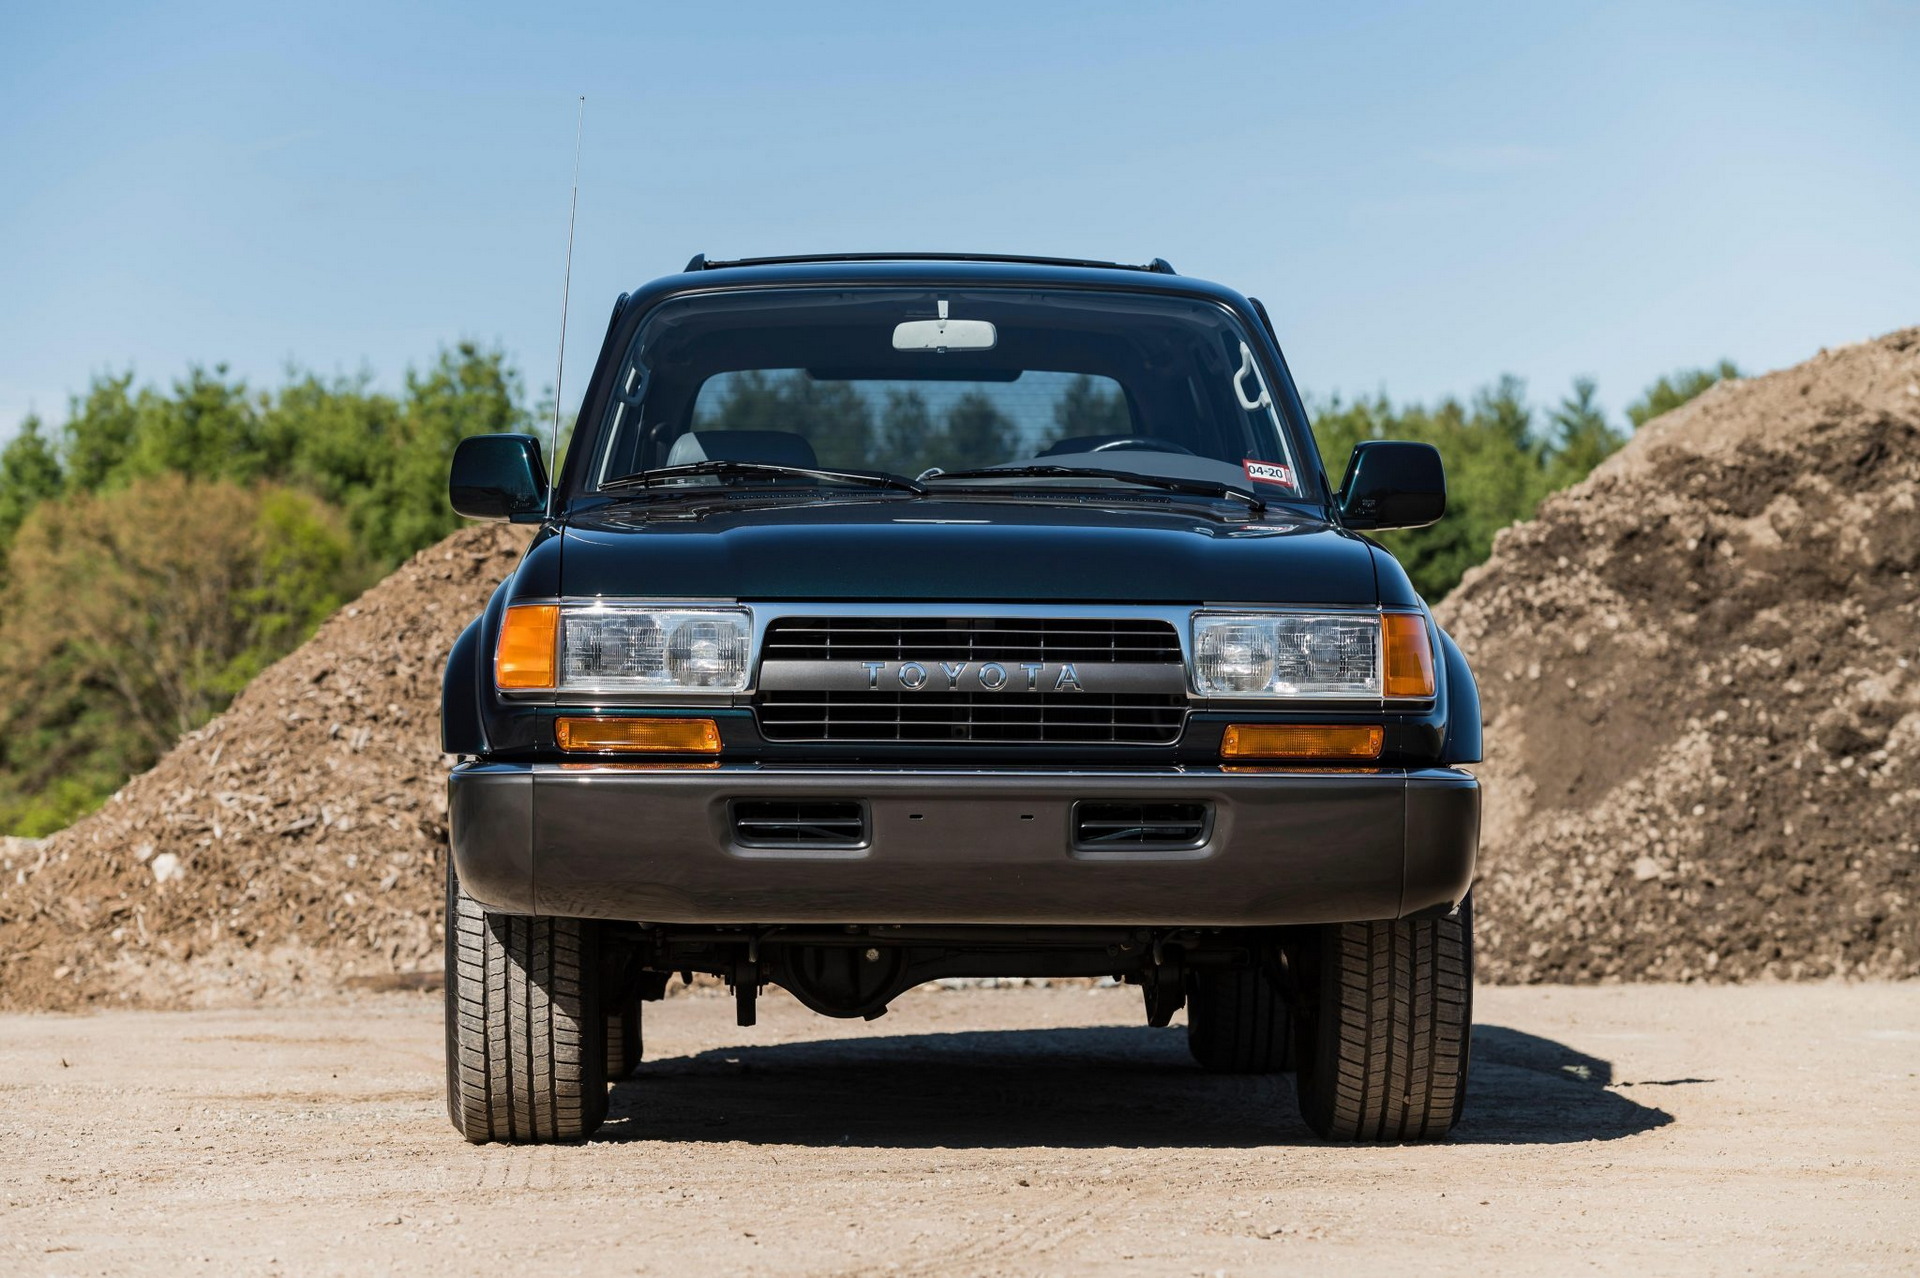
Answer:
[550, 95, 585, 491]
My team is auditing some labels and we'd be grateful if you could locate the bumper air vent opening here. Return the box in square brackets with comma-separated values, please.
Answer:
[1073, 801, 1212, 851]
[731, 799, 869, 849]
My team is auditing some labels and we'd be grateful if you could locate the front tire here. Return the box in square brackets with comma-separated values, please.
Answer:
[444, 865, 609, 1143]
[1293, 896, 1472, 1141]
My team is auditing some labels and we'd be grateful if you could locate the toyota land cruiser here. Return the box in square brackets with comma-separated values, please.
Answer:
[441, 253, 1480, 1144]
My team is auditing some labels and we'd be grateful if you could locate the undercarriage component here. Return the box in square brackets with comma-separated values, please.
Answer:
[619, 924, 1284, 1026]
[777, 944, 909, 1020]
[732, 958, 760, 1027]
[1140, 962, 1187, 1028]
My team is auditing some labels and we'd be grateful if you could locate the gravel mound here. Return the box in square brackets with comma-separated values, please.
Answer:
[1440, 328, 1920, 981]
[0, 525, 530, 1009]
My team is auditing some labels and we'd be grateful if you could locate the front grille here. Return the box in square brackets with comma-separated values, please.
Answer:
[756, 690, 1187, 744]
[754, 615, 1187, 745]
[761, 616, 1183, 665]
[731, 799, 868, 848]
[1073, 801, 1212, 849]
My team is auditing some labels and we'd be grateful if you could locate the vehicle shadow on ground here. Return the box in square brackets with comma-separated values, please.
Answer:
[601, 1023, 1671, 1148]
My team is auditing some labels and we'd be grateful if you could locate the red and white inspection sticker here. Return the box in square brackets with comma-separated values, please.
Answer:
[1242, 459, 1296, 490]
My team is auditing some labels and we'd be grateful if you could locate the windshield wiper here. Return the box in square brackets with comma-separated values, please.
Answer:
[926, 465, 1265, 513]
[600, 459, 926, 496]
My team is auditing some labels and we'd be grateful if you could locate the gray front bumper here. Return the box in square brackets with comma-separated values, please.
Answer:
[448, 762, 1478, 927]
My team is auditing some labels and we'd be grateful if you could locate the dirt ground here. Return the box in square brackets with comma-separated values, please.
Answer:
[2, 984, 1915, 1276]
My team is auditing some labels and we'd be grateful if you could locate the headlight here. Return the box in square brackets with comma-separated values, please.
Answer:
[498, 604, 751, 692]
[561, 607, 750, 691]
[1191, 612, 1433, 699]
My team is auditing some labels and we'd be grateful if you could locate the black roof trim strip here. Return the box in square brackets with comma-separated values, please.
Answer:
[684, 252, 1177, 275]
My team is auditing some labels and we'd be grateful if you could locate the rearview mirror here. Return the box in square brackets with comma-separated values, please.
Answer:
[450, 433, 549, 522]
[1336, 440, 1446, 530]
[892, 318, 997, 351]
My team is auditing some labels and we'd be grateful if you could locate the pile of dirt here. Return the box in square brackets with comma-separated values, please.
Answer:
[1440, 328, 1920, 982]
[0, 524, 531, 1009]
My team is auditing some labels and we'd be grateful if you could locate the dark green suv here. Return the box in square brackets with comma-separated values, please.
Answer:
[441, 253, 1480, 1144]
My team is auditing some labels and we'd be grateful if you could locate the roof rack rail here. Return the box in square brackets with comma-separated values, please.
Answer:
[684, 252, 1177, 275]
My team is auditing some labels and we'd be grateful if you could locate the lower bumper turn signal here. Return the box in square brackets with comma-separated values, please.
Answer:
[556, 716, 722, 754]
[1221, 723, 1384, 761]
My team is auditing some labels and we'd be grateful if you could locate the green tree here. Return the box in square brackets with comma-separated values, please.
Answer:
[31, 344, 527, 573]
[699, 370, 876, 468]
[59, 372, 140, 491]
[0, 415, 65, 544]
[1050, 375, 1130, 443]
[264, 348, 530, 566]
[874, 388, 936, 475]
[0, 476, 365, 834]
[345, 344, 528, 564]
[1544, 377, 1625, 489]
[0, 345, 531, 835]
[124, 364, 265, 482]
[937, 391, 1019, 471]
[1627, 360, 1740, 428]
[1311, 376, 1568, 600]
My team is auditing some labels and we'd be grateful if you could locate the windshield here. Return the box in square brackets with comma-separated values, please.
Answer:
[588, 287, 1311, 501]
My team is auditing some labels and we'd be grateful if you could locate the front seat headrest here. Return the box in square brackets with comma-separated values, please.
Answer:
[666, 430, 819, 469]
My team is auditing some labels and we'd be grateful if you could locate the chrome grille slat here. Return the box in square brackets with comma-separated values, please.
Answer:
[756, 616, 1187, 745]
[760, 616, 1182, 667]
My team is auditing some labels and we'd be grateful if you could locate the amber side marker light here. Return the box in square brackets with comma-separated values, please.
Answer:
[1383, 613, 1436, 698]
[496, 605, 560, 690]
[1221, 724, 1384, 761]
[556, 717, 722, 754]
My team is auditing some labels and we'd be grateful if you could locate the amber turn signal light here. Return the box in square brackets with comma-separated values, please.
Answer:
[1221, 724, 1384, 761]
[1383, 613, 1436, 698]
[496, 605, 560, 690]
[555, 716, 722, 754]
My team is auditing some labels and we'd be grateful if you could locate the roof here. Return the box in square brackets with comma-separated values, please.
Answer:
[622, 253, 1255, 315]
[683, 252, 1178, 275]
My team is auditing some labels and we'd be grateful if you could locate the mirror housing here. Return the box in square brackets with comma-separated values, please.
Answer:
[449, 433, 549, 522]
[1337, 440, 1446, 530]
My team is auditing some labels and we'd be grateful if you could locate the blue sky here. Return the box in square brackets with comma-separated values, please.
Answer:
[2, 1, 1915, 443]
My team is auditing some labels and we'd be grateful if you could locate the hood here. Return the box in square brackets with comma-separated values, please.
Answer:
[552, 498, 1379, 604]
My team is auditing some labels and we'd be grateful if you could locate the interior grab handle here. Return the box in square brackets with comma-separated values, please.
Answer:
[1235, 342, 1272, 412]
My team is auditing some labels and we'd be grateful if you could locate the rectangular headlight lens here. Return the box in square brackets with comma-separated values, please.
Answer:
[1192, 612, 1383, 698]
[558, 607, 750, 692]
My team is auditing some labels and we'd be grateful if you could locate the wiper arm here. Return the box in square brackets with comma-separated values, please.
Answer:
[600, 459, 925, 496]
[927, 465, 1265, 512]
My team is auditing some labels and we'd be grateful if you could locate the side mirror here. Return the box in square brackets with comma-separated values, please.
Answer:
[1336, 440, 1446, 530]
[450, 433, 549, 522]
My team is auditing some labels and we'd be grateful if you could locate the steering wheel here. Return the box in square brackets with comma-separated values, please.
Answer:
[1089, 437, 1197, 456]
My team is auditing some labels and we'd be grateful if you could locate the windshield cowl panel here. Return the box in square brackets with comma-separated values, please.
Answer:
[576, 285, 1321, 514]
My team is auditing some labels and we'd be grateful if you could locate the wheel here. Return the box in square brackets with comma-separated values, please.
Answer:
[444, 864, 609, 1143]
[1293, 896, 1472, 1141]
[1186, 967, 1295, 1073]
[606, 996, 642, 1080]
